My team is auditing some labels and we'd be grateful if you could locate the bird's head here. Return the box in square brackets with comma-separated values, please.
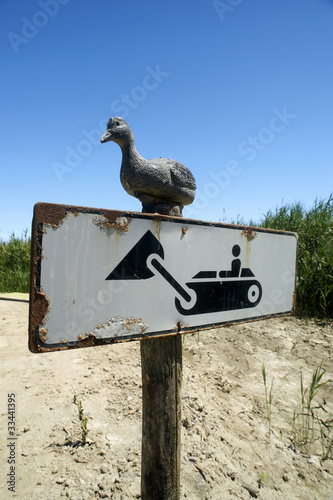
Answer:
[100, 117, 133, 147]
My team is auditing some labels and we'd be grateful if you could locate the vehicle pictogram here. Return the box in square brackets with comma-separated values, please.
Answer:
[106, 230, 263, 315]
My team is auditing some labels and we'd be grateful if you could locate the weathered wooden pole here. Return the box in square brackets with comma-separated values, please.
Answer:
[141, 334, 182, 499]
[140, 203, 183, 500]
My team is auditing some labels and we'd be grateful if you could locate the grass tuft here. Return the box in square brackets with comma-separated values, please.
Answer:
[292, 362, 330, 457]
[262, 363, 274, 438]
[73, 391, 89, 445]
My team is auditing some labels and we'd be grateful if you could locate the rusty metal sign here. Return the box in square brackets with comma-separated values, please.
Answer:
[29, 202, 298, 353]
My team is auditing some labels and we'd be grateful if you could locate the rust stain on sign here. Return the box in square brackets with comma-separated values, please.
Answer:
[94, 215, 130, 234]
[76, 317, 149, 349]
[31, 202, 68, 228]
[152, 218, 161, 241]
[38, 327, 48, 343]
[28, 289, 50, 352]
[241, 228, 257, 241]
[292, 291, 297, 310]
[31, 202, 135, 230]
[80, 317, 149, 341]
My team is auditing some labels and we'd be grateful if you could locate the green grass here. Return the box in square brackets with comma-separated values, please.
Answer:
[262, 363, 274, 438]
[73, 391, 89, 445]
[257, 195, 333, 318]
[292, 362, 328, 455]
[0, 230, 31, 293]
[263, 362, 332, 460]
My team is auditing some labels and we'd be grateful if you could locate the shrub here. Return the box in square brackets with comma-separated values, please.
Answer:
[258, 195, 333, 318]
[0, 230, 31, 293]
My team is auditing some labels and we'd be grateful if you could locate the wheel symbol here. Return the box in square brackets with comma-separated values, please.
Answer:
[247, 284, 260, 304]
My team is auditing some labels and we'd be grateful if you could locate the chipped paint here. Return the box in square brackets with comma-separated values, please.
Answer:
[39, 327, 47, 343]
[29, 289, 50, 351]
[94, 215, 130, 234]
[79, 317, 148, 341]
[176, 321, 190, 331]
[241, 228, 257, 241]
[31, 202, 68, 228]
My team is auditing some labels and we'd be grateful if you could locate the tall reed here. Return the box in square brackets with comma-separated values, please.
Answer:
[258, 195, 333, 318]
[0, 231, 30, 293]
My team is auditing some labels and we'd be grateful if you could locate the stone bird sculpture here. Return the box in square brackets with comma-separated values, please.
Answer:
[100, 117, 196, 215]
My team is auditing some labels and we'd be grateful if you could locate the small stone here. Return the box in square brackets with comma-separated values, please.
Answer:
[91, 483, 99, 493]
[66, 493, 81, 500]
[56, 477, 66, 484]
[308, 455, 321, 468]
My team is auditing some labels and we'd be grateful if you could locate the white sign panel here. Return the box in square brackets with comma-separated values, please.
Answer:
[29, 203, 297, 352]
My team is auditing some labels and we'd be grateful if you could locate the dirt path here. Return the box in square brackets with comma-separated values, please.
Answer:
[0, 301, 333, 499]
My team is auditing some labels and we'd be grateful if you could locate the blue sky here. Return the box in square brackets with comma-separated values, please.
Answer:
[1, 0, 332, 240]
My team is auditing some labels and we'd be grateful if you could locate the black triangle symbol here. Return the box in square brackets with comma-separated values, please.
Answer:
[105, 230, 164, 280]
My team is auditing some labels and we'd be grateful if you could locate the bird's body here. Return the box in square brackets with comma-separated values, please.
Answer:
[101, 117, 196, 215]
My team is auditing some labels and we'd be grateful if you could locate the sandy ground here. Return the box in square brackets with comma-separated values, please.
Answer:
[0, 300, 333, 499]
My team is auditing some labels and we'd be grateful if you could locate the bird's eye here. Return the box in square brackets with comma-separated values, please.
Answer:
[115, 121, 120, 126]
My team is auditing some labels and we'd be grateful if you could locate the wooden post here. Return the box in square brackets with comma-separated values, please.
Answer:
[141, 203, 182, 500]
[141, 335, 182, 499]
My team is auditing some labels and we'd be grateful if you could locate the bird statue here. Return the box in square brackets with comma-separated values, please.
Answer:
[100, 117, 196, 216]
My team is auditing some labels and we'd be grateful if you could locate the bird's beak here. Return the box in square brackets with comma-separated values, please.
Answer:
[100, 130, 112, 143]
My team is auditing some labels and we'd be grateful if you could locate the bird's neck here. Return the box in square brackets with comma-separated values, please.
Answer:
[120, 139, 144, 168]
